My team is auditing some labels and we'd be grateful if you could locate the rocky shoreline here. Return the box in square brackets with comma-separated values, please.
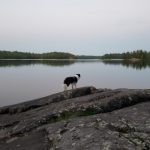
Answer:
[0, 86, 150, 150]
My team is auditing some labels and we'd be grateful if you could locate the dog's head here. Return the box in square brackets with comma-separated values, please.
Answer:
[76, 74, 81, 78]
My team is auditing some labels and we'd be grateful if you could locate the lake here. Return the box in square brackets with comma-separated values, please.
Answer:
[0, 59, 150, 107]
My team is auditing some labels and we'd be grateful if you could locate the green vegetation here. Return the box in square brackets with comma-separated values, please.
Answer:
[101, 50, 150, 60]
[47, 107, 101, 123]
[100, 53, 123, 59]
[0, 50, 100, 59]
[0, 51, 76, 59]
[122, 50, 150, 60]
[1, 49, 150, 60]
[0, 51, 39, 59]
[42, 52, 75, 59]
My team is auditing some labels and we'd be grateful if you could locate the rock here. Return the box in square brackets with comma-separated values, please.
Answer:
[0, 86, 97, 115]
[0, 87, 150, 150]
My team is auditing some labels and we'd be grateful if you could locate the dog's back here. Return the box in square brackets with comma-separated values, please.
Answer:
[64, 76, 77, 86]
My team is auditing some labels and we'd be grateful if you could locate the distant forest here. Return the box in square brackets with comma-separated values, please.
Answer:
[0, 51, 76, 59]
[101, 50, 150, 60]
[0, 50, 100, 59]
[0, 50, 150, 60]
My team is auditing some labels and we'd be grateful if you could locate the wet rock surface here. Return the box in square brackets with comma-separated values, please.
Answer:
[0, 87, 150, 150]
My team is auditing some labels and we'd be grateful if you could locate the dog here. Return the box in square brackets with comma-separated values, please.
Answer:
[64, 74, 81, 91]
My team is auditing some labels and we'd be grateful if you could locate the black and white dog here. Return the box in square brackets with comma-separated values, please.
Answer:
[64, 74, 81, 91]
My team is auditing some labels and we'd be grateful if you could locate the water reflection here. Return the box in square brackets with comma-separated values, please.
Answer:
[102, 60, 150, 70]
[0, 59, 75, 67]
[0, 59, 103, 68]
[0, 59, 150, 70]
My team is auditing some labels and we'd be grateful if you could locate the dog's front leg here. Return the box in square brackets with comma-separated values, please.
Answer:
[64, 84, 67, 91]
[74, 83, 77, 89]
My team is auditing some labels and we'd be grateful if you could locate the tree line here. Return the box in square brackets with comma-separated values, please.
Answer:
[100, 50, 150, 60]
[1, 50, 150, 60]
[0, 50, 100, 59]
[0, 51, 75, 59]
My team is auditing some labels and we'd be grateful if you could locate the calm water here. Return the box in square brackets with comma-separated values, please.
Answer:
[0, 59, 150, 107]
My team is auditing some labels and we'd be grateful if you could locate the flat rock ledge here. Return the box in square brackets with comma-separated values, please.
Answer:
[0, 86, 150, 150]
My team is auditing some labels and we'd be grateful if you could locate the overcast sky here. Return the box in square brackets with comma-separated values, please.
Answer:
[0, 0, 150, 55]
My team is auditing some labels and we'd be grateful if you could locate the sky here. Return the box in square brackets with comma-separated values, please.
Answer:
[0, 0, 150, 55]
